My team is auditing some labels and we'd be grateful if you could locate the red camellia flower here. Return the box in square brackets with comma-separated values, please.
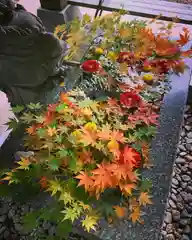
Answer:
[81, 60, 100, 73]
[120, 91, 142, 108]
[117, 52, 134, 63]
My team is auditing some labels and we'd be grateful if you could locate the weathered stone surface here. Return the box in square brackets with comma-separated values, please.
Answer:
[166, 234, 175, 240]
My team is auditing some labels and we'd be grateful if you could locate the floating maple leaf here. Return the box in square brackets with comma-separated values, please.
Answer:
[129, 206, 143, 224]
[113, 206, 127, 218]
[139, 192, 153, 206]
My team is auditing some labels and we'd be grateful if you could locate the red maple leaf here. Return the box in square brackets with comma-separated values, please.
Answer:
[39, 176, 48, 190]
[118, 146, 141, 169]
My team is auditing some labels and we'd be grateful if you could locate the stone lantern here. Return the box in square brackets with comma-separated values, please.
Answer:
[39, 0, 67, 11]
[38, 0, 81, 32]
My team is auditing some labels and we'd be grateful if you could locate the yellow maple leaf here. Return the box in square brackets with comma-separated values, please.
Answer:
[46, 180, 62, 196]
[17, 158, 31, 170]
[79, 201, 91, 211]
[139, 192, 153, 206]
[119, 28, 132, 38]
[81, 215, 99, 232]
[59, 191, 74, 205]
[119, 62, 128, 74]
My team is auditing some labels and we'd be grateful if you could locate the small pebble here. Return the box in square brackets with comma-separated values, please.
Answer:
[182, 175, 191, 182]
[164, 212, 172, 223]
[172, 178, 179, 186]
[175, 158, 186, 164]
[172, 210, 180, 222]
[169, 200, 176, 209]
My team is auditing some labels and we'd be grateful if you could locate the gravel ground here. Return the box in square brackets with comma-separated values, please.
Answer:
[160, 105, 192, 240]
[165, 0, 192, 4]
[0, 196, 85, 240]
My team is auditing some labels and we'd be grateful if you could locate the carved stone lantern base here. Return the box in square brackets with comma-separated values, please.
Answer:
[40, 0, 67, 11]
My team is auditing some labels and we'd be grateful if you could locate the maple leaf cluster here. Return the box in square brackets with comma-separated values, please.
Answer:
[3, 12, 192, 236]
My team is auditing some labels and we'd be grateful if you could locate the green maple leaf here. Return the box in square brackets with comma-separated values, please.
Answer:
[27, 102, 42, 110]
[46, 180, 62, 196]
[56, 220, 72, 238]
[56, 103, 68, 113]
[20, 113, 34, 124]
[79, 99, 98, 111]
[59, 191, 74, 205]
[54, 135, 63, 143]
[61, 206, 81, 223]
[37, 128, 46, 138]
[140, 178, 152, 192]
[22, 211, 40, 232]
[48, 159, 61, 171]
[35, 115, 45, 124]
[12, 105, 24, 114]
[58, 149, 69, 158]
[7, 118, 18, 130]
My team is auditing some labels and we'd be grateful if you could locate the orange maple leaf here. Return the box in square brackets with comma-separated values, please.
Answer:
[80, 129, 97, 146]
[110, 130, 126, 143]
[129, 206, 143, 224]
[114, 206, 127, 218]
[78, 150, 94, 164]
[97, 126, 112, 141]
[139, 192, 153, 206]
[92, 163, 114, 194]
[75, 171, 94, 192]
[47, 127, 57, 137]
[119, 183, 136, 196]
[110, 163, 137, 183]
[26, 126, 36, 135]
[177, 28, 190, 46]
[141, 143, 152, 168]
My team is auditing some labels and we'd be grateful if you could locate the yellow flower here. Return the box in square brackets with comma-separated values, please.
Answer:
[142, 73, 154, 82]
[72, 130, 82, 140]
[95, 48, 104, 55]
[84, 122, 97, 131]
[107, 140, 119, 151]
[143, 65, 153, 72]
[107, 51, 117, 62]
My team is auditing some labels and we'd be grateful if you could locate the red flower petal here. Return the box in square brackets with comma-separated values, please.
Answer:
[81, 60, 100, 73]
